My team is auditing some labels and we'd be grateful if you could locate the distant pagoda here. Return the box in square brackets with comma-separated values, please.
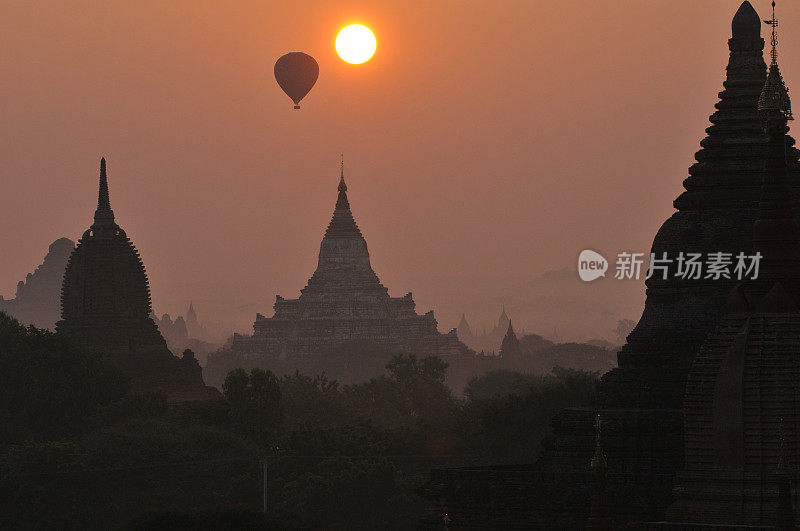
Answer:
[231, 165, 465, 362]
[0, 237, 74, 329]
[56, 159, 215, 401]
[499, 320, 521, 358]
[457, 307, 510, 352]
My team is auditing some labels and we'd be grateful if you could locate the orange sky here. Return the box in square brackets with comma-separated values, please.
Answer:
[0, 1, 797, 338]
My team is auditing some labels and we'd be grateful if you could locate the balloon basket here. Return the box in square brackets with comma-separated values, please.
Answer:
[294, 105, 301, 109]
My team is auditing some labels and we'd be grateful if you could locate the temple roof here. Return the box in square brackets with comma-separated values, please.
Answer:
[59, 159, 152, 323]
[759, 62, 792, 117]
[323, 166, 363, 240]
[758, 2, 792, 119]
[673, 0, 800, 211]
[731, 1, 760, 39]
[500, 320, 521, 357]
[315, 165, 373, 274]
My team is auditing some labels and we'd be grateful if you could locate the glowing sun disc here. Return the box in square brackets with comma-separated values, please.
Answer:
[336, 24, 376, 64]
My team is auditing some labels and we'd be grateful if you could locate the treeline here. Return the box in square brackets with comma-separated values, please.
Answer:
[0, 312, 598, 529]
[204, 335, 615, 394]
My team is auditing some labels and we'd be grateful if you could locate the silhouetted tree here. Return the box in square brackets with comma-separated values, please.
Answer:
[463, 367, 598, 461]
[223, 367, 282, 443]
[0, 311, 129, 442]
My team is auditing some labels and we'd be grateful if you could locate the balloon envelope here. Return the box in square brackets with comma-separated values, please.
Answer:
[274, 52, 319, 109]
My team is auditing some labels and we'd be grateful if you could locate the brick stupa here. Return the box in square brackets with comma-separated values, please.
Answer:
[57, 159, 215, 401]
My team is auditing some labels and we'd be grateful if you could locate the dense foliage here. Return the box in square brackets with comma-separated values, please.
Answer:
[0, 312, 129, 442]
[0, 313, 598, 529]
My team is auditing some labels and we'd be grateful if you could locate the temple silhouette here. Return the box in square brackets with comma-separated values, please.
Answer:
[421, 2, 800, 527]
[664, 1, 799, 525]
[0, 237, 73, 329]
[456, 307, 511, 352]
[230, 165, 466, 362]
[56, 159, 216, 401]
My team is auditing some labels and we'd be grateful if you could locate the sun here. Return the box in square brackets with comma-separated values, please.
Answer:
[336, 24, 376, 64]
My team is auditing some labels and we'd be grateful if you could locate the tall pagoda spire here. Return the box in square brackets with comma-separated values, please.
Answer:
[758, 1, 792, 120]
[668, 23, 800, 520]
[315, 162, 373, 273]
[325, 161, 360, 239]
[753, 0, 800, 291]
[675, 0, 772, 211]
[766, 1, 780, 68]
[336, 155, 350, 211]
[93, 157, 115, 227]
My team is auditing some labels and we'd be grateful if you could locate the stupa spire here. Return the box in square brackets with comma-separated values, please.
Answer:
[93, 157, 115, 227]
[766, 1, 779, 67]
[753, 4, 800, 289]
[336, 156, 350, 211]
[758, 1, 792, 120]
[731, 1, 761, 42]
[499, 305, 509, 323]
[316, 161, 371, 273]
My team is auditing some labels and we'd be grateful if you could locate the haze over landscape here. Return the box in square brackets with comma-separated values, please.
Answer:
[2, 0, 796, 339]
[7, 1, 800, 527]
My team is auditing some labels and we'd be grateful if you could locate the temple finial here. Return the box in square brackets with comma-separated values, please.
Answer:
[765, 1, 779, 66]
[731, 1, 761, 40]
[339, 156, 347, 193]
[335, 159, 349, 210]
[98, 158, 109, 209]
[93, 157, 114, 225]
[758, 1, 792, 121]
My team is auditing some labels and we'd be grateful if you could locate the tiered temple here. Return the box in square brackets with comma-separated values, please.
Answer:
[56, 159, 215, 401]
[664, 4, 800, 524]
[231, 167, 465, 361]
[537, 1, 800, 523]
[421, 2, 800, 527]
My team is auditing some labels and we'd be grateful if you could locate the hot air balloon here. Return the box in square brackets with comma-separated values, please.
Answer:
[274, 52, 319, 109]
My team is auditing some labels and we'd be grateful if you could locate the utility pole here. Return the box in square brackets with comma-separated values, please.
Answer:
[262, 458, 268, 513]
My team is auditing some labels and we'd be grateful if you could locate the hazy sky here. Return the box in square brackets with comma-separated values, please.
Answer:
[1, 1, 797, 336]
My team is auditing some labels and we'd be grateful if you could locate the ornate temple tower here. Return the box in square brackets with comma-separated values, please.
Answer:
[537, 1, 800, 524]
[603, 0, 800, 410]
[229, 165, 465, 362]
[57, 159, 214, 400]
[421, 3, 800, 527]
[665, 5, 800, 524]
